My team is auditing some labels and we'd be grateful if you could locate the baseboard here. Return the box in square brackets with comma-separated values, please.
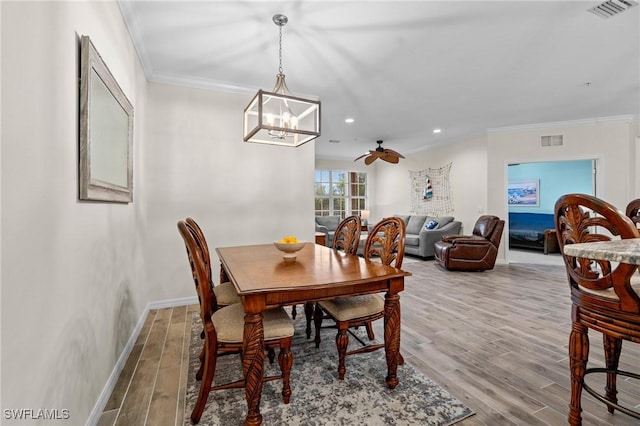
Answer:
[85, 295, 199, 425]
[148, 295, 198, 310]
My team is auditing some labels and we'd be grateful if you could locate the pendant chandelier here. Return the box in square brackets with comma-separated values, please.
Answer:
[243, 14, 321, 147]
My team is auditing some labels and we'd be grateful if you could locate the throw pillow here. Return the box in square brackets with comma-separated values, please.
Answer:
[425, 220, 439, 230]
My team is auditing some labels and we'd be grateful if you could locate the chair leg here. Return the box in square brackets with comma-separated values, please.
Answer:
[291, 304, 297, 319]
[336, 323, 349, 380]
[191, 333, 217, 424]
[568, 318, 589, 426]
[313, 304, 324, 348]
[278, 338, 293, 404]
[365, 321, 375, 340]
[304, 302, 314, 339]
[196, 344, 205, 381]
[603, 334, 622, 414]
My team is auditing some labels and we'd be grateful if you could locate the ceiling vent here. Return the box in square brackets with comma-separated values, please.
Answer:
[541, 135, 563, 147]
[588, 0, 638, 18]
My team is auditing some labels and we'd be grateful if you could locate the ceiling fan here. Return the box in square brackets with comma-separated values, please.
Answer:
[354, 140, 405, 165]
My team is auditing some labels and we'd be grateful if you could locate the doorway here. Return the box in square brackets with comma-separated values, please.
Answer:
[506, 159, 596, 265]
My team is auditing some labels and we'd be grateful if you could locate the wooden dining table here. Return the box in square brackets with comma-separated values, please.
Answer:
[215, 242, 411, 426]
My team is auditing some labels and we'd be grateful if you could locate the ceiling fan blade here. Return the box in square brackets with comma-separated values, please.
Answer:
[382, 153, 400, 164]
[383, 149, 405, 158]
[354, 153, 368, 161]
[364, 155, 378, 165]
[355, 150, 382, 162]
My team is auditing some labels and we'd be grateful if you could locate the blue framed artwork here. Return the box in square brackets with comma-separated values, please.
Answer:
[508, 180, 539, 206]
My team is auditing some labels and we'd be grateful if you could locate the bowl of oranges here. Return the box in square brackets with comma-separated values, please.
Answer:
[273, 236, 306, 261]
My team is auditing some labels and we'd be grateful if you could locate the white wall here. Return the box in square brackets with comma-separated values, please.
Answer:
[0, 1, 315, 424]
[144, 83, 315, 300]
[2, 1, 147, 424]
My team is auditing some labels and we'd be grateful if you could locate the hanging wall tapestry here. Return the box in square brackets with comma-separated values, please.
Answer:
[410, 163, 453, 216]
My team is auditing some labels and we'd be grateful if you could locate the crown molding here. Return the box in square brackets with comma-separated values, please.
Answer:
[487, 115, 636, 134]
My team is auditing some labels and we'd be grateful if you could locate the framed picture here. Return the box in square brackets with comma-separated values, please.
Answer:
[79, 35, 134, 203]
[508, 180, 539, 206]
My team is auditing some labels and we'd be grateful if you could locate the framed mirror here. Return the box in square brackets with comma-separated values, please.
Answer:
[79, 35, 133, 203]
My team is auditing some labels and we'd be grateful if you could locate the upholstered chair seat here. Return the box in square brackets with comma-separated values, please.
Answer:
[318, 294, 384, 322]
[213, 303, 294, 343]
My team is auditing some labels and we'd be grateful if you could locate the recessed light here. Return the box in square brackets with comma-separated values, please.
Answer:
[433, 128, 442, 134]
[345, 118, 355, 124]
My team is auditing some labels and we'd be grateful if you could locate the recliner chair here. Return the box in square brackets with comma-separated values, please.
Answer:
[433, 215, 505, 271]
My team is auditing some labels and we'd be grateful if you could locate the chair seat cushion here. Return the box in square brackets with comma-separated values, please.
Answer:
[212, 303, 294, 343]
[213, 281, 240, 306]
[318, 294, 384, 322]
[578, 274, 640, 301]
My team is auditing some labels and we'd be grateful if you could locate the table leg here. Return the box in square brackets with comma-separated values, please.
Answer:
[242, 312, 265, 426]
[383, 292, 401, 389]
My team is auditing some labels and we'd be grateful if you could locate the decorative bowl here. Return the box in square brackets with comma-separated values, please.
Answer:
[273, 241, 306, 262]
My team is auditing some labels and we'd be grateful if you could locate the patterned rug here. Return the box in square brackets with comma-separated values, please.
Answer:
[185, 312, 474, 425]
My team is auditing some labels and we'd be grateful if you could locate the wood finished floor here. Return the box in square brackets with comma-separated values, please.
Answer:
[98, 258, 640, 426]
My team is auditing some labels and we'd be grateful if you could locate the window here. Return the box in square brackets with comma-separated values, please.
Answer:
[315, 170, 367, 218]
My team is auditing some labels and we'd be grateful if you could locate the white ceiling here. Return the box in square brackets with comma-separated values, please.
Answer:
[117, 0, 639, 161]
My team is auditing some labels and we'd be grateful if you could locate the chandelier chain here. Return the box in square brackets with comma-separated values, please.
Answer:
[278, 25, 284, 74]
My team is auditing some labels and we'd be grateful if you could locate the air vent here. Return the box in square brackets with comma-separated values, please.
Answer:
[588, 0, 638, 18]
[541, 135, 563, 147]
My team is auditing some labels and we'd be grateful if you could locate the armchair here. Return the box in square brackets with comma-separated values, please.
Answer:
[433, 215, 505, 271]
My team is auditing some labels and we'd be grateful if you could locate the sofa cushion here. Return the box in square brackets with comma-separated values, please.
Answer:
[315, 216, 341, 231]
[406, 215, 428, 234]
[393, 215, 410, 226]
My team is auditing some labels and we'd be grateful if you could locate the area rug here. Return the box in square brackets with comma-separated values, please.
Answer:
[184, 312, 474, 425]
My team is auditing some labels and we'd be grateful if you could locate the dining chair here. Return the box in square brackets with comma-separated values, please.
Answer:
[554, 194, 640, 425]
[184, 218, 247, 380]
[185, 217, 240, 310]
[303, 215, 362, 339]
[177, 221, 295, 424]
[313, 216, 405, 380]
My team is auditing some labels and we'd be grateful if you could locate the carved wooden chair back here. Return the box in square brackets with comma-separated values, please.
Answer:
[332, 215, 362, 255]
[626, 198, 640, 229]
[178, 220, 215, 337]
[184, 218, 217, 308]
[363, 216, 406, 269]
[554, 193, 640, 425]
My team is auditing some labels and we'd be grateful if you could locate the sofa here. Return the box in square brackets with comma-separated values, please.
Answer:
[508, 212, 559, 254]
[389, 214, 462, 258]
[315, 216, 342, 248]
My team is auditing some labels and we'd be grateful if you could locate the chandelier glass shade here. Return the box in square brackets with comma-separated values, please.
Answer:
[243, 14, 321, 147]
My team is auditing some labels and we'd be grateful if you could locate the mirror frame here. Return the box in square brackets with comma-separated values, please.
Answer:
[79, 35, 134, 203]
